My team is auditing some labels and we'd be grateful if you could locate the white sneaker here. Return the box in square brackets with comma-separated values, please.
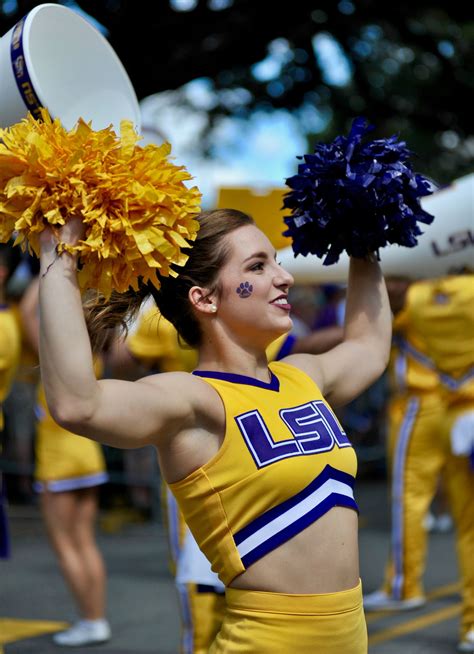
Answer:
[363, 590, 426, 612]
[53, 619, 111, 647]
[434, 513, 454, 533]
[423, 511, 436, 532]
[458, 629, 474, 652]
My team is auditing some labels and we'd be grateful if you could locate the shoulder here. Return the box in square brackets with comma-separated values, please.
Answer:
[271, 354, 325, 389]
[139, 369, 213, 393]
[138, 370, 223, 418]
[141, 371, 226, 455]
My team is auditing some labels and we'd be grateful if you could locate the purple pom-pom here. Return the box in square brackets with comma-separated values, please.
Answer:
[283, 117, 435, 264]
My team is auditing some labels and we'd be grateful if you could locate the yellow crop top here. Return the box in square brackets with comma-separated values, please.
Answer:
[169, 361, 358, 585]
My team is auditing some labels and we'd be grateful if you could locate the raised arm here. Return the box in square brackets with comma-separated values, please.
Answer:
[291, 325, 344, 356]
[284, 257, 392, 406]
[38, 221, 196, 449]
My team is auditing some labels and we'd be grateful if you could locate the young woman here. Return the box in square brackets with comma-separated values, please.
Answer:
[39, 208, 391, 653]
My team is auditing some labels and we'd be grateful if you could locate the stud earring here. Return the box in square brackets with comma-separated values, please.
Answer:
[210, 304, 217, 313]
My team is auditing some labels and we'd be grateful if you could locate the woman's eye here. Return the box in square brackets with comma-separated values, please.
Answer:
[251, 262, 264, 271]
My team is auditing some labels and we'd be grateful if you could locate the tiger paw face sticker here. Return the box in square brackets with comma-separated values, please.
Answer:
[236, 282, 253, 298]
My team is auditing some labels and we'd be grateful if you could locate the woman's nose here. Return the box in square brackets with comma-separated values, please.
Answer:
[275, 264, 294, 288]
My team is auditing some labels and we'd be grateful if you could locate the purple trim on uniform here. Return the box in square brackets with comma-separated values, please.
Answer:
[391, 397, 420, 600]
[275, 334, 296, 360]
[34, 403, 46, 420]
[234, 465, 356, 545]
[0, 304, 9, 311]
[193, 369, 280, 392]
[34, 471, 108, 493]
[241, 493, 358, 569]
[394, 336, 434, 370]
[166, 488, 181, 565]
[395, 336, 474, 391]
[439, 367, 474, 391]
[394, 353, 407, 393]
[176, 582, 194, 654]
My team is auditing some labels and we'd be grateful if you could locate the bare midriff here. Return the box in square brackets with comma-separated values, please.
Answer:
[229, 506, 359, 594]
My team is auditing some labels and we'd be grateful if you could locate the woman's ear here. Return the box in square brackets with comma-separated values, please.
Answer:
[188, 286, 217, 315]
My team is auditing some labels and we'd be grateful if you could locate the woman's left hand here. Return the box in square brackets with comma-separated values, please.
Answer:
[39, 215, 86, 254]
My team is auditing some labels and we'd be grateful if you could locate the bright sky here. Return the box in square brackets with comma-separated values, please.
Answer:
[140, 95, 308, 209]
[139, 34, 351, 209]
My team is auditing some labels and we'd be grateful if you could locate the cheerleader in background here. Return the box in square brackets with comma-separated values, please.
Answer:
[20, 277, 111, 648]
[0, 242, 22, 559]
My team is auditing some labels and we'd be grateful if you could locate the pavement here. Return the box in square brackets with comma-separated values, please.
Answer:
[0, 477, 465, 653]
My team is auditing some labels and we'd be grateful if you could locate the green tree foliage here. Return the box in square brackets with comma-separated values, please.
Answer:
[2, 0, 472, 182]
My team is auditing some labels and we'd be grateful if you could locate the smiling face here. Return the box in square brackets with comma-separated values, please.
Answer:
[211, 224, 294, 347]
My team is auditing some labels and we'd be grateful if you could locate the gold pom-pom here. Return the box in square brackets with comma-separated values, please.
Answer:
[0, 109, 201, 297]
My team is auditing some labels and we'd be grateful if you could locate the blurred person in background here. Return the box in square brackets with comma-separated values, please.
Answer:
[364, 276, 445, 612]
[2, 254, 40, 504]
[20, 277, 111, 648]
[283, 284, 321, 338]
[364, 274, 474, 654]
[0, 242, 22, 558]
[312, 284, 346, 331]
